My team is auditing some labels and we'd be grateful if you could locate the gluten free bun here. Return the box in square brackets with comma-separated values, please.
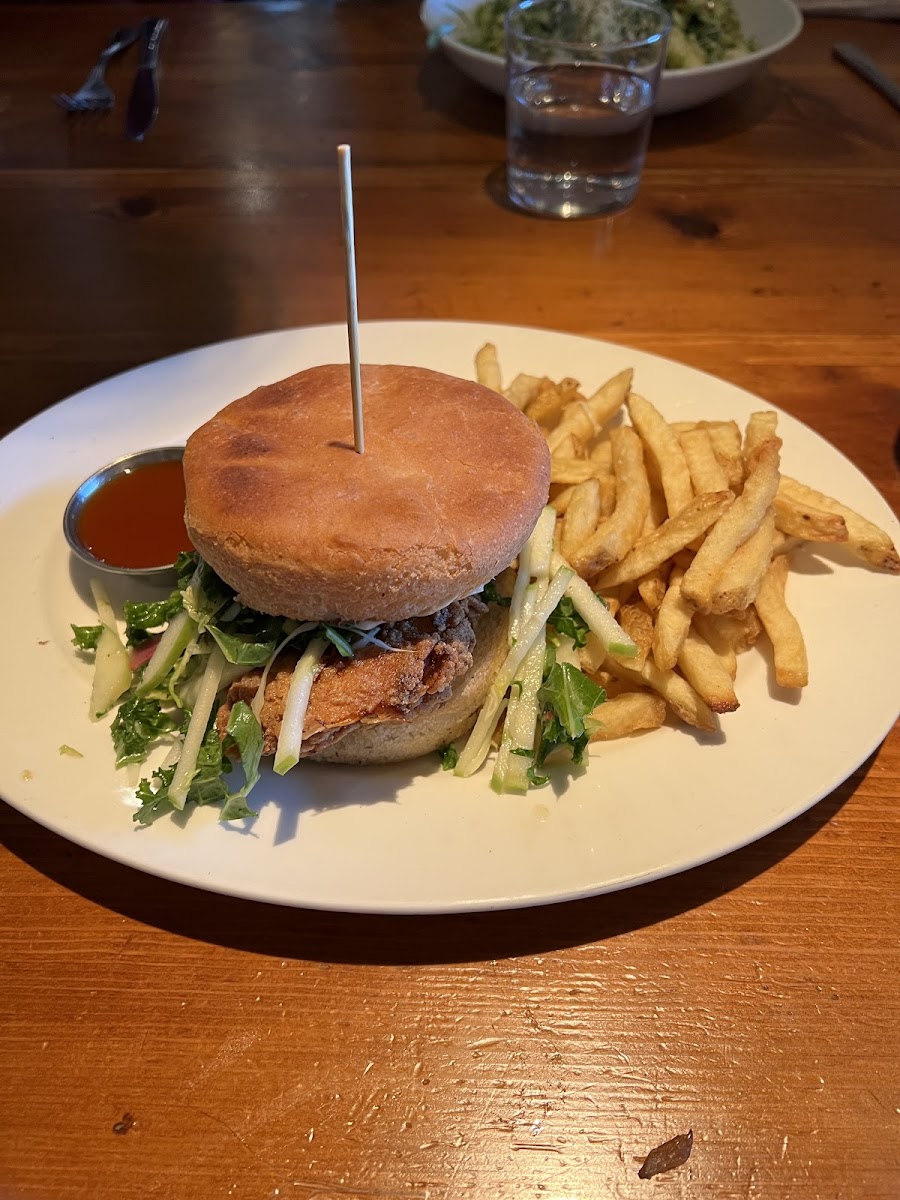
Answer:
[184, 364, 550, 623]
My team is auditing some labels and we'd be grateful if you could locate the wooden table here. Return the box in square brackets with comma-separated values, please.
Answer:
[1, 5, 898, 1197]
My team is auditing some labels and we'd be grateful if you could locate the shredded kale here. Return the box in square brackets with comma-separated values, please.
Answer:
[481, 579, 512, 607]
[220, 702, 263, 821]
[439, 744, 459, 770]
[71, 624, 103, 651]
[132, 726, 232, 825]
[123, 592, 183, 630]
[80, 548, 427, 824]
[174, 550, 199, 591]
[546, 595, 591, 648]
[125, 626, 153, 649]
[526, 764, 551, 788]
[183, 560, 234, 628]
[207, 626, 277, 666]
[134, 764, 177, 825]
[535, 662, 605, 770]
[111, 696, 177, 767]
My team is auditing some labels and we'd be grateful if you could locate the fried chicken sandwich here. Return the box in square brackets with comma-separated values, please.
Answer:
[182, 363, 550, 767]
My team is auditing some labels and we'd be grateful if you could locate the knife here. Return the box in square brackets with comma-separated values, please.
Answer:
[125, 17, 169, 141]
[833, 43, 900, 114]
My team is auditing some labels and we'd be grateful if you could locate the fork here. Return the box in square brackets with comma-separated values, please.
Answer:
[54, 26, 142, 112]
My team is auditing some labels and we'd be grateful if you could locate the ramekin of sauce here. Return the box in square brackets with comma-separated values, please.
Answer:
[63, 446, 194, 583]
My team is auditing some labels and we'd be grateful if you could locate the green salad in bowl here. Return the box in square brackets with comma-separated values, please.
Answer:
[452, 0, 756, 68]
[422, 0, 802, 116]
[664, 0, 757, 68]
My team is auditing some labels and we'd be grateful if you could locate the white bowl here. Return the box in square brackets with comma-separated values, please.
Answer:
[421, 0, 803, 116]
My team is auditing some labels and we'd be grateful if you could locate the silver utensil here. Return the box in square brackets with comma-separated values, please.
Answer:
[54, 25, 142, 112]
[125, 18, 169, 141]
[833, 43, 900, 113]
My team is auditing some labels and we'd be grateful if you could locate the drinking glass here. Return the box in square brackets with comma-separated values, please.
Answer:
[505, 0, 671, 218]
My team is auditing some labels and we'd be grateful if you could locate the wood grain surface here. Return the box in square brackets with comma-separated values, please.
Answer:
[1, 5, 898, 1199]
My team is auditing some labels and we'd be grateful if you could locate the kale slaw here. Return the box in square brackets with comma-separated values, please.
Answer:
[73, 518, 638, 824]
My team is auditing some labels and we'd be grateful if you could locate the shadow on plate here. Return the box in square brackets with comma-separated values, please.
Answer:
[216, 757, 430, 846]
[0, 749, 877, 966]
[68, 550, 175, 612]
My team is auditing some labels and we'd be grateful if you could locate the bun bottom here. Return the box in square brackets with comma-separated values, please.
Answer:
[308, 605, 509, 766]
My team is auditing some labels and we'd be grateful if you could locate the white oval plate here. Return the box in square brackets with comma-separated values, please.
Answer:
[1, 322, 897, 914]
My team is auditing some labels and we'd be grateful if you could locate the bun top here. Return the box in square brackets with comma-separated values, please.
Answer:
[183, 364, 550, 622]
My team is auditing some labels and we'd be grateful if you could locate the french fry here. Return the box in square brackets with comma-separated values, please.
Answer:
[597, 474, 617, 518]
[616, 602, 654, 670]
[771, 530, 803, 558]
[550, 457, 599, 485]
[708, 508, 776, 614]
[604, 654, 718, 733]
[647, 484, 668, 529]
[593, 491, 734, 588]
[681, 439, 781, 610]
[585, 667, 616, 691]
[635, 490, 668, 611]
[638, 569, 668, 612]
[754, 553, 809, 688]
[554, 433, 584, 459]
[589, 691, 667, 740]
[653, 566, 692, 671]
[561, 479, 601, 561]
[571, 426, 650, 577]
[706, 421, 745, 492]
[743, 411, 778, 465]
[526, 378, 568, 428]
[777, 477, 899, 572]
[677, 628, 740, 713]
[547, 369, 632, 453]
[772, 493, 848, 542]
[590, 440, 613, 473]
[549, 484, 576, 514]
[469, 344, 898, 772]
[475, 343, 501, 393]
[628, 393, 694, 518]
[599, 676, 639, 699]
[503, 372, 541, 411]
[547, 401, 594, 452]
[696, 607, 763, 655]
[680, 428, 729, 494]
[584, 368, 633, 431]
[692, 613, 738, 680]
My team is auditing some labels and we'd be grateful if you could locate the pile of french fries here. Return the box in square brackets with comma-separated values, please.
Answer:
[475, 343, 899, 742]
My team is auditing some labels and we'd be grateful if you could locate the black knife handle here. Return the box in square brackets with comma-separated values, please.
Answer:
[138, 17, 169, 70]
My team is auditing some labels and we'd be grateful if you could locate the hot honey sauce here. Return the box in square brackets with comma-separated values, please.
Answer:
[76, 459, 193, 569]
